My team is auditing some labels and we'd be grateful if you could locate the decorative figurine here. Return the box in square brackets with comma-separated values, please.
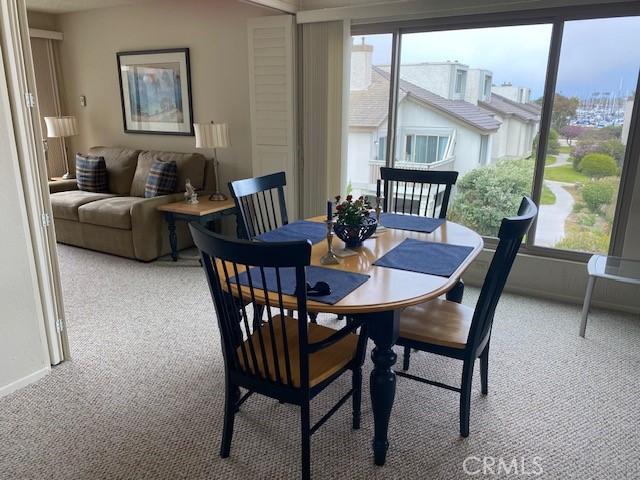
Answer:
[185, 179, 199, 204]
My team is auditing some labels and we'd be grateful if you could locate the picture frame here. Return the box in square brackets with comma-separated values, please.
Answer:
[116, 48, 194, 136]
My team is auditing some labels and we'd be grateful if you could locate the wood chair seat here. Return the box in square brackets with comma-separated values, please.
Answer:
[400, 299, 474, 349]
[237, 315, 359, 388]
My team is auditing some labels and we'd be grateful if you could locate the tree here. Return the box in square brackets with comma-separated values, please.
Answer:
[449, 159, 534, 237]
[550, 94, 580, 131]
[531, 128, 560, 157]
[560, 125, 584, 145]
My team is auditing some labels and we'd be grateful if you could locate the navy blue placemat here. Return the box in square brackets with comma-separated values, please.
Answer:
[232, 266, 369, 305]
[256, 220, 326, 244]
[380, 213, 444, 233]
[373, 238, 474, 277]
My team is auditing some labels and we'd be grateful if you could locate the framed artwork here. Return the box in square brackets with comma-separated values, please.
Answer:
[116, 48, 194, 136]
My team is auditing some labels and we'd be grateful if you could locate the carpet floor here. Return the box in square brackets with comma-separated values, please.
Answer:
[1, 245, 640, 479]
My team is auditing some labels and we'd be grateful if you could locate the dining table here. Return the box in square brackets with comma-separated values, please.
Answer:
[231, 215, 483, 466]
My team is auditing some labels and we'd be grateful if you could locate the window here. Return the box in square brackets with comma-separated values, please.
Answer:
[396, 25, 552, 237]
[455, 69, 467, 94]
[404, 134, 450, 164]
[484, 75, 492, 98]
[350, 9, 640, 257]
[534, 17, 640, 254]
[377, 136, 387, 160]
[346, 33, 393, 198]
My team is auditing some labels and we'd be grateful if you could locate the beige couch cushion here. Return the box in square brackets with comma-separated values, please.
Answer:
[88, 147, 140, 195]
[78, 196, 146, 230]
[130, 150, 206, 197]
[51, 190, 117, 221]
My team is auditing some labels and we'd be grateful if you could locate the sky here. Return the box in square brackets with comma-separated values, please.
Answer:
[358, 16, 640, 100]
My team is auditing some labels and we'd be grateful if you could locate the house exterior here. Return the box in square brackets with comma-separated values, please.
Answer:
[348, 43, 541, 195]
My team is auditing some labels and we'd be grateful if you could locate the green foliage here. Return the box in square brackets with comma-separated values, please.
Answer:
[543, 164, 588, 183]
[545, 155, 557, 165]
[572, 128, 626, 168]
[334, 194, 371, 226]
[550, 94, 580, 131]
[532, 129, 560, 157]
[581, 180, 614, 213]
[579, 153, 618, 178]
[556, 226, 610, 253]
[540, 184, 556, 205]
[449, 159, 533, 236]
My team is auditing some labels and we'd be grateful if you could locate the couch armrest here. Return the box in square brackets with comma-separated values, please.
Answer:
[130, 193, 186, 261]
[49, 179, 78, 194]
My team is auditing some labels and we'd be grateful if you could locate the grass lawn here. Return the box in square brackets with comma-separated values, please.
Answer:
[545, 154, 557, 165]
[544, 164, 589, 183]
[541, 184, 556, 205]
[559, 145, 571, 154]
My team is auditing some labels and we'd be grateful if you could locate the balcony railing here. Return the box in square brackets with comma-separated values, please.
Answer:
[368, 157, 456, 185]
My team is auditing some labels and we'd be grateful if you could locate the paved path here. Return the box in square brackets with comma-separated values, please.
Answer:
[536, 180, 575, 247]
[547, 152, 570, 168]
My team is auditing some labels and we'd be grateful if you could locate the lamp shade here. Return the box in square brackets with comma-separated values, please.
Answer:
[194, 122, 230, 149]
[45, 116, 78, 138]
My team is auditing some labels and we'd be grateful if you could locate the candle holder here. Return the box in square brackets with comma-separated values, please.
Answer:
[375, 195, 387, 233]
[320, 220, 340, 265]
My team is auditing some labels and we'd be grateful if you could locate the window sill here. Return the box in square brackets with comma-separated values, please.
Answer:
[480, 235, 592, 263]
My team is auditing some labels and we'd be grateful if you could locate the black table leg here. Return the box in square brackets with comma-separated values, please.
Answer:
[166, 213, 178, 262]
[359, 309, 400, 466]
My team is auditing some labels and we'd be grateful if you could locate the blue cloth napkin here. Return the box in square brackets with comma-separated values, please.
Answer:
[256, 220, 326, 245]
[233, 266, 370, 305]
[380, 213, 444, 233]
[373, 238, 474, 277]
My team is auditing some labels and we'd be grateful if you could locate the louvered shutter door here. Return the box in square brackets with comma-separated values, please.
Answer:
[247, 15, 298, 219]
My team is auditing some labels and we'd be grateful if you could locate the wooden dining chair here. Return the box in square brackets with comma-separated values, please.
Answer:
[229, 171, 319, 323]
[380, 167, 458, 219]
[189, 223, 368, 480]
[395, 197, 537, 437]
[229, 171, 289, 240]
[380, 166, 463, 366]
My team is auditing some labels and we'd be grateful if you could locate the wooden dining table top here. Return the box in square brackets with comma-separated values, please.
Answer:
[222, 215, 484, 315]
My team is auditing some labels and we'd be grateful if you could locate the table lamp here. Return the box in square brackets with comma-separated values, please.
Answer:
[45, 116, 78, 180]
[194, 121, 230, 201]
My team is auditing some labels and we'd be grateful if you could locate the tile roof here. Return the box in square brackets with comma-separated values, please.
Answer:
[349, 67, 501, 132]
[479, 93, 541, 122]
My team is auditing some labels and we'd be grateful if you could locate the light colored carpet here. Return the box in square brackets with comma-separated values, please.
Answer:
[1, 245, 640, 479]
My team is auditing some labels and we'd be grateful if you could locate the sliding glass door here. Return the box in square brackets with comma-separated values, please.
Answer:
[348, 6, 640, 258]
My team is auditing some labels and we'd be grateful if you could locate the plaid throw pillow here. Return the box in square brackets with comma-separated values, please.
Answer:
[76, 154, 108, 193]
[144, 159, 178, 198]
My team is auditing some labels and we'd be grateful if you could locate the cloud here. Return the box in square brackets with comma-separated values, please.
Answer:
[358, 16, 640, 100]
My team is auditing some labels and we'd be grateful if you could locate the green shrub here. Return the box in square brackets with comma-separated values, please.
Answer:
[556, 228, 610, 253]
[581, 180, 614, 213]
[449, 159, 533, 237]
[579, 153, 618, 178]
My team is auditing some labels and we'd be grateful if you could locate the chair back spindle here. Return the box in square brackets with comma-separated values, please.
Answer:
[380, 167, 458, 219]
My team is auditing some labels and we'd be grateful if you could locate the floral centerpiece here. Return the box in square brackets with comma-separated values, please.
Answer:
[333, 194, 377, 248]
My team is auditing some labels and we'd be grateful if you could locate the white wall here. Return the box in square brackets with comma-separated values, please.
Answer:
[0, 45, 50, 396]
[55, 0, 271, 195]
[346, 128, 373, 188]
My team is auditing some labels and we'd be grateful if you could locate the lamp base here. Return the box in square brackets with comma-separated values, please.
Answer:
[209, 192, 227, 201]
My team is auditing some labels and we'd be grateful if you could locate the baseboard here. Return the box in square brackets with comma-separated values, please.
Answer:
[0, 366, 50, 399]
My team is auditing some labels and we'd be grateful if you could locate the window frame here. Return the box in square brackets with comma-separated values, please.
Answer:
[352, 2, 640, 262]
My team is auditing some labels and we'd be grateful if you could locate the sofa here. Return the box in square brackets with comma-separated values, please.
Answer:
[49, 146, 215, 261]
